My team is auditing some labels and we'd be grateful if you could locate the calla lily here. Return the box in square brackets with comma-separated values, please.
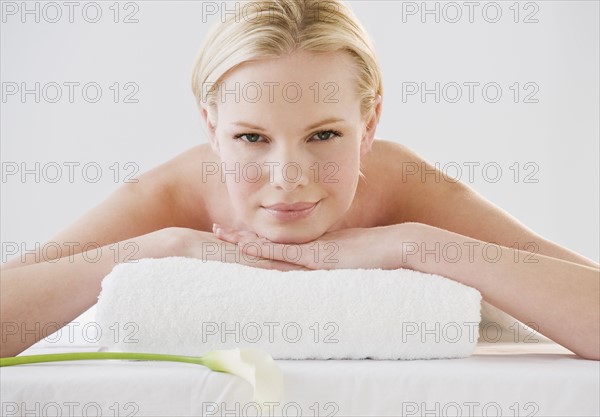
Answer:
[201, 348, 284, 409]
[0, 348, 283, 406]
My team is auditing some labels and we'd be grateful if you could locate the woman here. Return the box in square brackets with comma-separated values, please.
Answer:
[1, 0, 598, 360]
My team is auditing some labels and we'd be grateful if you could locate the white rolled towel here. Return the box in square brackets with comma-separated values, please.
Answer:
[95, 257, 482, 360]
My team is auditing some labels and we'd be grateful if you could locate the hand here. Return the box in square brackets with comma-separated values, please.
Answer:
[156, 227, 311, 272]
[213, 223, 410, 270]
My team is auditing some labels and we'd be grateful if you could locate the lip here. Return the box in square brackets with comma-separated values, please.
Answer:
[263, 201, 318, 211]
[262, 201, 319, 221]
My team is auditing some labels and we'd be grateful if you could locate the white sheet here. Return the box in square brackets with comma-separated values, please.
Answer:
[2, 307, 599, 417]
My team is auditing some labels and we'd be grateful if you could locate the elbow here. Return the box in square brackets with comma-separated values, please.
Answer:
[0, 341, 27, 358]
[575, 345, 600, 361]
[573, 332, 600, 361]
[576, 351, 600, 361]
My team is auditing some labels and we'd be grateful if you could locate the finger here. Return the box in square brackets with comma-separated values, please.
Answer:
[208, 243, 295, 271]
[214, 224, 318, 269]
[218, 239, 315, 271]
[213, 227, 239, 243]
[213, 223, 249, 235]
[212, 223, 229, 233]
[214, 227, 258, 244]
[248, 258, 312, 272]
[238, 240, 315, 268]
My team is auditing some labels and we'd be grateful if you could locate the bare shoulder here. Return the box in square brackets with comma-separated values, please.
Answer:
[364, 138, 432, 181]
[366, 138, 507, 232]
[368, 139, 598, 268]
[359, 139, 443, 225]
[3, 144, 217, 269]
[365, 138, 526, 235]
[145, 143, 219, 232]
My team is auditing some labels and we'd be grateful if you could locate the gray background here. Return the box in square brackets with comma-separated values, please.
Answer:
[1, 1, 598, 263]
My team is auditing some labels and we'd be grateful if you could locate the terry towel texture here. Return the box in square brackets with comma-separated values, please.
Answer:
[96, 257, 482, 360]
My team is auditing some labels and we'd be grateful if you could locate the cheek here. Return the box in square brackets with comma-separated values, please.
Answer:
[226, 180, 256, 200]
[219, 154, 261, 205]
[318, 154, 360, 200]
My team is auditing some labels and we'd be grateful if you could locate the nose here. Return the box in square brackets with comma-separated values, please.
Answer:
[266, 148, 310, 192]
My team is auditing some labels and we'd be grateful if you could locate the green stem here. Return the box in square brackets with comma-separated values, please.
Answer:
[0, 352, 210, 368]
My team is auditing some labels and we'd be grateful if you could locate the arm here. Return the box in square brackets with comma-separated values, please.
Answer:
[387, 143, 599, 358]
[0, 230, 180, 358]
[1, 162, 186, 356]
[212, 220, 598, 359]
[400, 222, 600, 361]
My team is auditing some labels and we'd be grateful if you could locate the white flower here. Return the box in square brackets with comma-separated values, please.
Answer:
[201, 348, 284, 408]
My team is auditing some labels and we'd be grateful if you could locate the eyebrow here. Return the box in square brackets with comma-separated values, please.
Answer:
[232, 117, 346, 132]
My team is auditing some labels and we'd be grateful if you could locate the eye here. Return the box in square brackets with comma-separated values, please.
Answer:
[311, 130, 342, 142]
[233, 133, 263, 143]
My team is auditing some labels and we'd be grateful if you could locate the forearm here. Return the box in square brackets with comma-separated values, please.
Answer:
[400, 222, 600, 360]
[0, 230, 176, 357]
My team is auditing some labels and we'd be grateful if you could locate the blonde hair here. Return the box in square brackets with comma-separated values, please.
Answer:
[192, 0, 382, 122]
[191, 0, 382, 181]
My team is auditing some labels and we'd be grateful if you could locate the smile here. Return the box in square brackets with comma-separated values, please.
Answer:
[261, 201, 320, 222]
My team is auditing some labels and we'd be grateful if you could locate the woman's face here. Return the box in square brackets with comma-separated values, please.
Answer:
[204, 49, 378, 243]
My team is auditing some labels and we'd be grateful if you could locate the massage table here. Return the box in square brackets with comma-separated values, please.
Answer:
[2, 305, 598, 417]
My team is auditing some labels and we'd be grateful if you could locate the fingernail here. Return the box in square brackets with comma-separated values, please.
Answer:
[212, 223, 219, 233]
